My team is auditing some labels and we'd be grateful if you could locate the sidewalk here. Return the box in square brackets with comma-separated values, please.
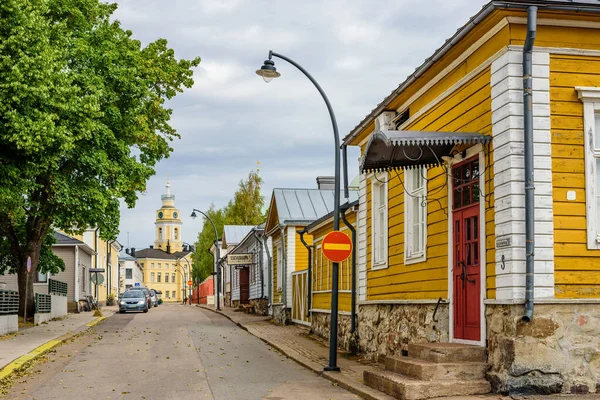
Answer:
[0, 306, 116, 380]
[198, 305, 596, 400]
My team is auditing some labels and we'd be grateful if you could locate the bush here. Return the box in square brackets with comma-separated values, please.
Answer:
[106, 292, 116, 306]
[158, 298, 163, 305]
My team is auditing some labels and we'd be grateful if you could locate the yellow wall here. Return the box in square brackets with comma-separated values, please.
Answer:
[364, 67, 495, 301]
[308, 212, 357, 312]
[549, 53, 600, 298]
[271, 229, 282, 304]
[140, 257, 190, 301]
[295, 228, 312, 272]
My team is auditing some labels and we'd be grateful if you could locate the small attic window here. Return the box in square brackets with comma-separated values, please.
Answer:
[394, 109, 410, 129]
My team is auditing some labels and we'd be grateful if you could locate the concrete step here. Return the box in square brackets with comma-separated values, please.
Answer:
[408, 343, 487, 363]
[364, 369, 491, 400]
[385, 355, 487, 381]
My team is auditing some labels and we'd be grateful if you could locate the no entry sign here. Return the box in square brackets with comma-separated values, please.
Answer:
[322, 231, 352, 263]
[188, 280, 193, 286]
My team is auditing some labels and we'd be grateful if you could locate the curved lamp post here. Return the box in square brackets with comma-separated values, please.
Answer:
[256, 50, 341, 372]
[176, 256, 191, 304]
[190, 209, 221, 311]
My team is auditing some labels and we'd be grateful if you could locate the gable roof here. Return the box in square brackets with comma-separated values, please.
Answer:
[54, 231, 84, 246]
[343, 0, 600, 146]
[118, 250, 136, 261]
[222, 225, 255, 248]
[265, 188, 359, 233]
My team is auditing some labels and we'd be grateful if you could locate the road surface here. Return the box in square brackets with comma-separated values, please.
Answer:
[3, 304, 358, 400]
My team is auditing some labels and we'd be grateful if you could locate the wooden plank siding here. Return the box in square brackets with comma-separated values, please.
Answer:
[308, 211, 357, 313]
[549, 54, 600, 298]
[365, 68, 496, 301]
[294, 229, 312, 272]
[271, 229, 281, 304]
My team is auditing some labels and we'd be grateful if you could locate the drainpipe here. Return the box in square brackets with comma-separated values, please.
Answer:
[342, 144, 350, 200]
[522, 5, 537, 323]
[297, 228, 312, 318]
[280, 226, 287, 316]
[94, 227, 99, 299]
[340, 204, 357, 334]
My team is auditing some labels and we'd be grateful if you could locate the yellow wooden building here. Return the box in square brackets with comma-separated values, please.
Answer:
[340, 0, 600, 396]
[264, 179, 357, 324]
[135, 181, 193, 302]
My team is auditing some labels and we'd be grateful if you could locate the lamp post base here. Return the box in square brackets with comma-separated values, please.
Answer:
[324, 366, 341, 372]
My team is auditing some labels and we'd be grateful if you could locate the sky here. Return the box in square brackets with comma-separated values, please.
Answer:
[113, 0, 487, 250]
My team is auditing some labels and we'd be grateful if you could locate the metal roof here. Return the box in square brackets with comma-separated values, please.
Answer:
[134, 248, 192, 260]
[361, 130, 491, 172]
[229, 225, 265, 254]
[118, 251, 137, 261]
[343, 0, 600, 145]
[273, 188, 359, 226]
[223, 225, 255, 247]
[305, 200, 360, 233]
[54, 231, 85, 246]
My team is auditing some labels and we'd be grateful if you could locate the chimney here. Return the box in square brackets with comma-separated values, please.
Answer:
[149, 245, 153, 249]
[131, 247, 136, 257]
[125, 248, 130, 255]
[316, 176, 335, 190]
[166, 240, 171, 254]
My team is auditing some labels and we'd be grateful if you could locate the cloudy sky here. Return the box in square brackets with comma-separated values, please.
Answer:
[114, 0, 486, 250]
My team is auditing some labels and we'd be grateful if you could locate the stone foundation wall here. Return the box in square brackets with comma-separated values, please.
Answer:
[310, 312, 358, 353]
[357, 303, 450, 360]
[487, 303, 600, 396]
[272, 304, 291, 325]
[231, 300, 240, 308]
[250, 299, 269, 316]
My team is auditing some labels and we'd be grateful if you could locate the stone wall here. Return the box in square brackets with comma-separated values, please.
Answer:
[272, 304, 291, 325]
[250, 299, 269, 316]
[310, 312, 359, 353]
[0, 314, 18, 335]
[357, 303, 450, 360]
[487, 303, 600, 396]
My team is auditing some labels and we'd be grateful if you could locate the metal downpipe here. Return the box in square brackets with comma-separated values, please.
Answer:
[297, 229, 312, 318]
[522, 5, 537, 323]
[340, 205, 357, 334]
[280, 226, 287, 316]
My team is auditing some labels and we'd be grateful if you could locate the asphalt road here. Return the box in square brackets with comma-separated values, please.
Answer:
[3, 305, 358, 400]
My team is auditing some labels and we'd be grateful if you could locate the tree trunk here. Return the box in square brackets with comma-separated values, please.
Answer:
[17, 247, 41, 319]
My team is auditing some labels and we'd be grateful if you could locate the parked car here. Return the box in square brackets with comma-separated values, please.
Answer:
[149, 289, 158, 307]
[126, 286, 152, 309]
[119, 290, 149, 313]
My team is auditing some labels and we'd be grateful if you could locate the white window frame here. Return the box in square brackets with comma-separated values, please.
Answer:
[150, 272, 155, 283]
[577, 87, 600, 249]
[276, 244, 283, 291]
[371, 172, 389, 270]
[404, 168, 428, 264]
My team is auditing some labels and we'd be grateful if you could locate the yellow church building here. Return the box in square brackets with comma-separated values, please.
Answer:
[134, 181, 193, 303]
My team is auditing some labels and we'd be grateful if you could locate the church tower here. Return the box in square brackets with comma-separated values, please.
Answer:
[154, 181, 183, 253]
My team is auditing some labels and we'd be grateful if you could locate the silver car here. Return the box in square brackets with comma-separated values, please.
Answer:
[150, 289, 158, 307]
[119, 290, 149, 313]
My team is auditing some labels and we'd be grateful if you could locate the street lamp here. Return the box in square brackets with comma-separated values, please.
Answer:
[190, 209, 221, 311]
[256, 50, 342, 372]
[176, 256, 191, 305]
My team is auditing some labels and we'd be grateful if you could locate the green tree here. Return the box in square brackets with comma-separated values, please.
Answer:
[0, 0, 200, 316]
[226, 170, 265, 225]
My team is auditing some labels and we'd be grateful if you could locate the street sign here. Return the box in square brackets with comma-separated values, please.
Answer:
[134, 282, 140, 287]
[227, 254, 253, 265]
[188, 280, 193, 286]
[321, 231, 353, 263]
[26, 257, 31, 273]
[91, 273, 105, 285]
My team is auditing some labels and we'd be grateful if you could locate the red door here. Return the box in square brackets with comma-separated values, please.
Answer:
[452, 157, 481, 341]
[239, 267, 249, 304]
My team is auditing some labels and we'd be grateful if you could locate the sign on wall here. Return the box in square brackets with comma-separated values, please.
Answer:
[227, 254, 253, 265]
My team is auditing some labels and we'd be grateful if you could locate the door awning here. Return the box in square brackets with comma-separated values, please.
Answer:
[360, 130, 491, 172]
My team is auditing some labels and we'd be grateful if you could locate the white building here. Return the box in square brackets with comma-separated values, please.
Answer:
[118, 250, 143, 291]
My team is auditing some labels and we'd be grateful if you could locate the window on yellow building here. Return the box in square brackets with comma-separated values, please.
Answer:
[577, 87, 600, 249]
[157, 273, 161, 283]
[158, 263, 161, 269]
[174, 228, 179, 240]
[166, 291, 170, 298]
[405, 168, 428, 264]
[371, 173, 388, 269]
[165, 274, 169, 283]
[150, 272, 155, 283]
[172, 273, 175, 282]
[159, 227, 163, 239]
[172, 290, 175, 298]
[151, 263, 154, 269]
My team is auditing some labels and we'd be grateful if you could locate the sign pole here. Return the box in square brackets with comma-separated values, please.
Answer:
[25, 257, 32, 323]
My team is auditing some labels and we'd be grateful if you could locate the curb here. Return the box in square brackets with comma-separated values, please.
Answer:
[196, 305, 388, 400]
[0, 313, 111, 382]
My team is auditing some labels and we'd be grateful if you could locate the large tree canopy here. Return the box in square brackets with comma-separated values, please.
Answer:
[0, 0, 200, 315]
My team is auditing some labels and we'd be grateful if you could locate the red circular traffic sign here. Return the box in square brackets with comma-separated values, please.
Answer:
[188, 280, 193, 286]
[322, 231, 353, 263]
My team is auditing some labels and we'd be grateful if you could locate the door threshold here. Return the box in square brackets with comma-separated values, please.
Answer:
[451, 338, 485, 347]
